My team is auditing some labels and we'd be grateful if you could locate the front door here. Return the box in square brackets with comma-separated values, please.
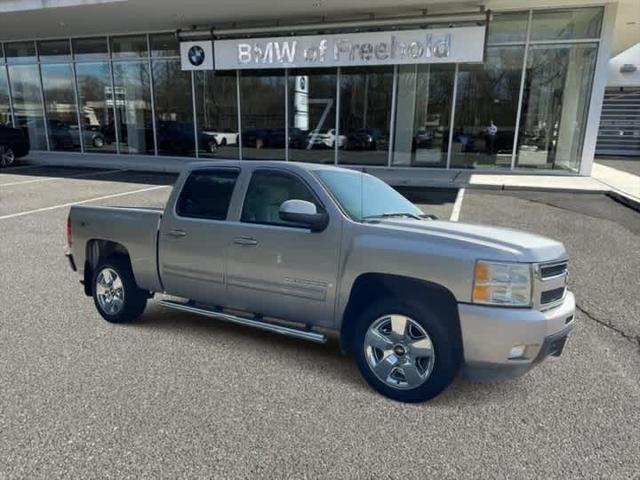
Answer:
[225, 169, 341, 328]
[158, 168, 239, 305]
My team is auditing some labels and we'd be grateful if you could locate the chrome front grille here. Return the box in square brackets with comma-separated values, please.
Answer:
[539, 261, 568, 279]
[534, 260, 569, 310]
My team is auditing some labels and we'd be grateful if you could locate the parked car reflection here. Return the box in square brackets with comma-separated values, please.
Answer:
[306, 129, 345, 149]
[345, 128, 387, 150]
[201, 128, 238, 148]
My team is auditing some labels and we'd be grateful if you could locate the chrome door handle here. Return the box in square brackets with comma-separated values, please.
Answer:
[233, 236, 258, 246]
[167, 229, 187, 238]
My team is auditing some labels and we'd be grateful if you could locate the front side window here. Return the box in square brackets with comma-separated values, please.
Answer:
[316, 170, 422, 222]
[176, 170, 239, 220]
[241, 170, 320, 226]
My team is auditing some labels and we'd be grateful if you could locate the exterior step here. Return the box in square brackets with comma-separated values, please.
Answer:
[158, 299, 327, 344]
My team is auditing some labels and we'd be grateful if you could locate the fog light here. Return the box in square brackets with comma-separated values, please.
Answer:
[508, 345, 527, 359]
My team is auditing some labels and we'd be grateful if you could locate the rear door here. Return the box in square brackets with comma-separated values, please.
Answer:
[158, 168, 239, 304]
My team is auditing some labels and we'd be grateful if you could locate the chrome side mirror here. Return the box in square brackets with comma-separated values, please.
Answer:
[279, 199, 329, 232]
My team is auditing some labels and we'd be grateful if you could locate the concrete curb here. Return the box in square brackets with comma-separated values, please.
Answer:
[607, 190, 640, 213]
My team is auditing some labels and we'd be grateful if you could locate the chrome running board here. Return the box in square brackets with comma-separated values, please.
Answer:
[158, 299, 327, 344]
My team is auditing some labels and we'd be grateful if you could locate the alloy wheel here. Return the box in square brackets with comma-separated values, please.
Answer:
[364, 314, 435, 390]
[95, 268, 125, 315]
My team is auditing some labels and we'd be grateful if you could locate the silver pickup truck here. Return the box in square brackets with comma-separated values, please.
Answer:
[65, 161, 575, 403]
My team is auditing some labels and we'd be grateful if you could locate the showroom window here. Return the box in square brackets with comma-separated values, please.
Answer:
[111, 35, 148, 59]
[0, 65, 12, 126]
[450, 46, 525, 169]
[516, 44, 598, 171]
[194, 70, 239, 159]
[41, 63, 81, 152]
[38, 39, 72, 63]
[72, 37, 109, 62]
[75, 62, 117, 153]
[287, 68, 337, 164]
[530, 7, 603, 41]
[152, 58, 195, 157]
[8, 64, 47, 150]
[393, 64, 455, 167]
[239, 69, 286, 160]
[5, 41, 37, 64]
[112, 60, 153, 154]
[338, 66, 394, 166]
[150, 33, 180, 58]
[486, 12, 529, 44]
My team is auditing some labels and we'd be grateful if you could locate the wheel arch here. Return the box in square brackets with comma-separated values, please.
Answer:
[339, 273, 462, 355]
[83, 239, 135, 296]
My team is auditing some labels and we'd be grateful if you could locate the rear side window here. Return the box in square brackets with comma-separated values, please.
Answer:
[176, 170, 239, 220]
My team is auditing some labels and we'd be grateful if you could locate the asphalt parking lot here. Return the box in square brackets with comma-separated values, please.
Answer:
[1, 165, 639, 478]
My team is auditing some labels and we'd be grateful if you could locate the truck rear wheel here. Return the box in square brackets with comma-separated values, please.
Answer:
[92, 257, 147, 323]
[353, 298, 461, 403]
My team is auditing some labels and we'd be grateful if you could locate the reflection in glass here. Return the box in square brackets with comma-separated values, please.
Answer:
[239, 70, 285, 160]
[531, 7, 603, 41]
[8, 64, 47, 149]
[516, 44, 598, 171]
[338, 66, 393, 165]
[72, 37, 108, 61]
[487, 12, 529, 44]
[393, 64, 454, 167]
[111, 35, 148, 59]
[450, 46, 524, 169]
[0, 69, 13, 125]
[152, 59, 195, 156]
[38, 40, 71, 63]
[150, 33, 180, 57]
[194, 70, 239, 159]
[76, 62, 116, 153]
[288, 68, 337, 164]
[5, 42, 37, 64]
[41, 63, 80, 151]
[113, 61, 153, 154]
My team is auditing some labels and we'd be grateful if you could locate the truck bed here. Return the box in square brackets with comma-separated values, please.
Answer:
[69, 205, 164, 292]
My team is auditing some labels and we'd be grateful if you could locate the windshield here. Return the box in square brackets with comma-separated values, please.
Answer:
[315, 170, 423, 222]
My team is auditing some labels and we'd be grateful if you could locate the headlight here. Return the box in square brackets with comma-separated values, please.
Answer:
[473, 260, 532, 307]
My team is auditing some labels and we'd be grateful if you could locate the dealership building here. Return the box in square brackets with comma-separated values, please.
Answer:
[0, 0, 637, 176]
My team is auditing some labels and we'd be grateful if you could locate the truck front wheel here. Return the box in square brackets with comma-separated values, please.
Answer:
[353, 298, 461, 403]
[92, 257, 147, 323]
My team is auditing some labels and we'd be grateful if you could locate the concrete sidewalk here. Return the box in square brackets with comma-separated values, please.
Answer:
[591, 162, 640, 210]
[10, 151, 640, 208]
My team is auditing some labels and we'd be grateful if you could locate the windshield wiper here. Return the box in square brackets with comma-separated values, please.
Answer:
[363, 212, 423, 221]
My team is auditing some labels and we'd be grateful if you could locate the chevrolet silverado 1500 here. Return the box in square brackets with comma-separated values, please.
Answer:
[65, 161, 575, 402]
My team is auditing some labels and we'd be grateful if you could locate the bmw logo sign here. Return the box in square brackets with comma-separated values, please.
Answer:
[188, 45, 206, 67]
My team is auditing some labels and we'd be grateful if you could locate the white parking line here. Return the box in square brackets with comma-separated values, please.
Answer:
[0, 185, 169, 221]
[450, 188, 465, 222]
[0, 169, 124, 187]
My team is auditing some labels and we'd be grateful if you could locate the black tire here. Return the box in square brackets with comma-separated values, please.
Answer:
[92, 256, 148, 324]
[0, 145, 16, 167]
[220, 137, 227, 146]
[353, 297, 461, 403]
[93, 136, 105, 148]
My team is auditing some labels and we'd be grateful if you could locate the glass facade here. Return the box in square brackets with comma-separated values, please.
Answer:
[288, 68, 337, 164]
[239, 69, 286, 160]
[0, 7, 604, 173]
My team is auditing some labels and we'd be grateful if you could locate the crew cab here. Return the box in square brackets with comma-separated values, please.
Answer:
[65, 161, 575, 402]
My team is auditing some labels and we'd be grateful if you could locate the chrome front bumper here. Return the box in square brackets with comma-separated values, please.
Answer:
[458, 291, 576, 382]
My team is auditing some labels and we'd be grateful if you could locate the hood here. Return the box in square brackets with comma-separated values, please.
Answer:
[375, 219, 567, 263]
